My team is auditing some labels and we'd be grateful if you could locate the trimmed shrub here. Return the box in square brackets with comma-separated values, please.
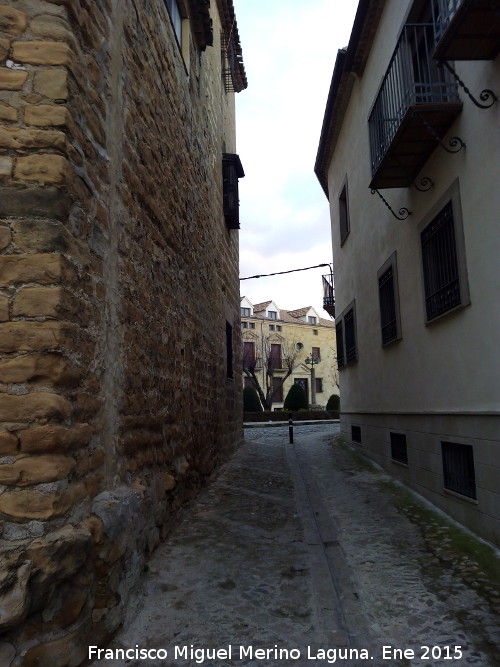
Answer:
[326, 394, 340, 411]
[243, 386, 263, 412]
[283, 383, 308, 411]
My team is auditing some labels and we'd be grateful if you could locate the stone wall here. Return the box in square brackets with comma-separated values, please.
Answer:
[0, 0, 243, 663]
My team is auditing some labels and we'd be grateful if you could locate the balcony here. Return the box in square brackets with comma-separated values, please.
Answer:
[433, 0, 500, 61]
[322, 273, 336, 318]
[368, 23, 462, 190]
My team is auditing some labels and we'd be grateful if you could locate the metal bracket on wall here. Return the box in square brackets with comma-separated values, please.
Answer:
[438, 60, 497, 109]
[413, 177, 434, 192]
[371, 189, 412, 220]
[411, 109, 465, 154]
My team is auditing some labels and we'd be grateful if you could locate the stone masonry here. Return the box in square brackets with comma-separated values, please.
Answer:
[0, 1, 246, 664]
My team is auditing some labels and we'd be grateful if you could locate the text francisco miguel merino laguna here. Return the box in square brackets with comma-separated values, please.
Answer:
[88, 644, 373, 663]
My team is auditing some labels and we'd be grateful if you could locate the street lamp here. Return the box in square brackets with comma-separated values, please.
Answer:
[304, 352, 320, 406]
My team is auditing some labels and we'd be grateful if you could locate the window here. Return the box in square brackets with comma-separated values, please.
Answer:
[241, 307, 251, 317]
[390, 432, 408, 464]
[378, 252, 401, 346]
[312, 347, 321, 361]
[421, 197, 468, 322]
[313, 329, 318, 336]
[225, 321, 233, 379]
[294, 378, 308, 398]
[270, 344, 281, 369]
[442, 441, 476, 499]
[336, 321, 345, 369]
[344, 306, 357, 364]
[249, 323, 255, 329]
[315, 378, 323, 393]
[241, 322, 247, 329]
[308, 316, 317, 324]
[276, 325, 282, 332]
[351, 425, 361, 443]
[165, 0, 182, 44]
[269, 324, 275, 331]
[222, 154, 244, 229]
[271, 377, 283, 403]
[243, 341, 255, 369]
[268, 310, 277, 320]
[339, 181, 350, 245]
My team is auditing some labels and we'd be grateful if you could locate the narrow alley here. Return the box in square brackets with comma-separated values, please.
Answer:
[90, 425, 500, 667]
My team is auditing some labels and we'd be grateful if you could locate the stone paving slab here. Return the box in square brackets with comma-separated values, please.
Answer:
[89, 425, 500, 667]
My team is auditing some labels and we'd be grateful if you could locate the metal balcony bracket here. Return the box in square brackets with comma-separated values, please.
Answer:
[413, 177, 434, 192]
[411, 109, 465, 154]
[438, 61, 497, 109]
[371, 189, 412, 221]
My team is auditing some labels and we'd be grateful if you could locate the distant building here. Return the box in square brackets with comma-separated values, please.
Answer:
[241, 297, 338, 409]
[315, 0, 500, 544]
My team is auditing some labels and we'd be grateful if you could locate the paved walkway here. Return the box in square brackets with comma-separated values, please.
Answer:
[91, 425, 500, 667]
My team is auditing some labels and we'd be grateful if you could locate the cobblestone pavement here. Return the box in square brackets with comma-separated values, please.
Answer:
[91, 425, 500, 667]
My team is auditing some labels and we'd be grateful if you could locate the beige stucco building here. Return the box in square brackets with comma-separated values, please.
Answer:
[315, 0, 499, 545]
[241, 297, 338, 410]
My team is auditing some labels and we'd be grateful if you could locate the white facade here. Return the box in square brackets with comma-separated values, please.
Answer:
[316, 0, 500, 545]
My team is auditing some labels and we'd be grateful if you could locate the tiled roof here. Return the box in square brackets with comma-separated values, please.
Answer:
[287, 307, 311, 318]
[252, 301, 272, 312]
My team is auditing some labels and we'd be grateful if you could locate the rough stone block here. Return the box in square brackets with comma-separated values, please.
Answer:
[0, 482, 86, 519]
[0, 431, 18, 455]
[0, 156, 13, 182]
[0, 68, 28, 91]
[0, 354, 80, 386]
[0, 454, 75, 485]
[0, 6, 27, 35]
[24, 104, 67, 127]
[0, 294, 8, 321]
[0, 225, 11, 250]
[33, 69, 68, 99]
[0, 126, 66, 151]
[0, 37, 9, 60]
[22, 622, 89, 667]
[0, 392, 72, 421]
[19, 423, 92, 454]
[15, 154, 69, 184]
[30, 15, 72, 42]
[13, 286, 77, 318]
[12, 41, 71, 66]
[0, 102, 17, 122]
[0, 253, 72, 286]
[0, 321, 75, 353]
[0, 561, 32, 632]
[0, 186, 70, 219]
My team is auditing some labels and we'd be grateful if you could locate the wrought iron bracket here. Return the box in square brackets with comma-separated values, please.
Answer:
[411, 109, 465, 154]
[371, 189, 412, 220]
[438, 60, 497, 109]
[413, 177, 434, 192]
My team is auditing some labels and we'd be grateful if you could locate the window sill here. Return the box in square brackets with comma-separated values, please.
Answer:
[391, 458, 408, 467]
[443, 487, 478, 505]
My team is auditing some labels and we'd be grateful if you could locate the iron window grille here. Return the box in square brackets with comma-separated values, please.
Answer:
[379, 265, 398, 345]
[344, 308, 357, 364]
[421, 200, 461, 321]
[225, 321, 233, 379]
[336, 321, 345, 369]
[351, 425, 362, 443]
[390, 432, 408, 464]
[222, 154, 244, 229]
[442, 441, 476, 499]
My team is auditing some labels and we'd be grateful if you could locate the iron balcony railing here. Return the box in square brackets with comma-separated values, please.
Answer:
[433, 0, 464, 43]
[368, 23, 460, 177]
[322, 273, 335, 317]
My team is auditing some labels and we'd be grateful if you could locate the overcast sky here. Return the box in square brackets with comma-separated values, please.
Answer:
[233, 0, 358, 318]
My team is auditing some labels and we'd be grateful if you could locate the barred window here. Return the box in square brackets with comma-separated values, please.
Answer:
[421, 201, 461, 321]
[336, 321, 345, 369]
[442, 441, 476, 499]
[339, 182, 350, 245]
[390, 432, 408, 464]
[344, 307, 357, 364]
[379, 266, 398, 344]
